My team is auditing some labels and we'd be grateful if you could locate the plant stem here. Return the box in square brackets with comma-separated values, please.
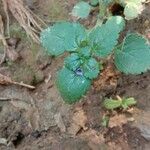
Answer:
[13, 81, 35, 89]
[116, 95, 122, 101]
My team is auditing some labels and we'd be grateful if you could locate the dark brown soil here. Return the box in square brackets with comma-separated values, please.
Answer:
[0, 0, 150, 150]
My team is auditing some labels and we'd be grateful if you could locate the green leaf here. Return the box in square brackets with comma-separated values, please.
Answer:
[72, 1, 91, 19]
[101, 115, 109, 127]
[120, 0, 145, 6]
[89, 16, 125, 57]
[121, 97, 136, 109]
[114, 33, 150, 74]
[78, 47, 91, 58]
[82, 58, 100, 79]
[90, 0, 99, 6]
[64, 53, 81, 71]
[124, 2, 143, 20]
[40, 22, 86, 56]
[99, 0, 113, 6]
[120, 0, 145, 20]
[103, 98, 122, 110]
[56, 67, 91, 104]
[124, 98, 137, 106]
[120, 0, 144, 4]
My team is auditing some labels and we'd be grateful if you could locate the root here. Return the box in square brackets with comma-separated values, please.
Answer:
[0, 15, 19, 64]
[2, 0, 10, 37]
[0, 15, 7, 64]
[2, 0, 46, 44]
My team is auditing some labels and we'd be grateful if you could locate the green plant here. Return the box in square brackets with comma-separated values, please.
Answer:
[40, 15, 150, 104]
[120, 0, 146, 20]
[101, 115, 109, 127]
[103, 96, 137, 110]
[71, 1, 91, 19]
[72, 0, 146, 21]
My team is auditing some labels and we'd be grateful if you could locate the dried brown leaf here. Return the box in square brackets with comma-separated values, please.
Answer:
[109, 114, 128, 128]
[72, 107, 87, 130]
[93, 64, 119, 91]
[68, 123, 81, 135]
[68, 107, 87, 135]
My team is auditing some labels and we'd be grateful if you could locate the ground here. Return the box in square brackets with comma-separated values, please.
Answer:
[0, 0, 150, 150]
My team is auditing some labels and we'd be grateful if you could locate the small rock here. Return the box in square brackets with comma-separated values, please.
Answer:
[31, 130, 41, 138]
[0, 138, 7, 145]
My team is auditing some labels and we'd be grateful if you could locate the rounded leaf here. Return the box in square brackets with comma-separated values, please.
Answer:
[104, 99, 122, 110]
[122, 98, 136, 109]
[40, 22, 86, 56]
[89, 16, 125, 57]
[124, 2, 141, 20]
[72, 2, 91, 19]
[90, 0, 99, 6]
[82, 58, 100, 79]
[78, 47, 91, 58]
[114, 33, 150, 74]
[56, 67, 91, 104]
[64, 53, 81, 71]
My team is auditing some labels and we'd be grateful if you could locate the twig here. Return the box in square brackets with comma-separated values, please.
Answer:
[0, 15, 19, 63]
[2, 0, 10, 37]
[0, 15, 7, 64]
[13, 81, 35, 89]
[116, 95, 122, 101]
[0, 52, 6, 64]
[0, 73, 35, 89]
[0, 97, 11, 101]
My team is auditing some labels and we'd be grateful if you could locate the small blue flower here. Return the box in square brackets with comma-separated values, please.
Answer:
[75, 68, 83, 76]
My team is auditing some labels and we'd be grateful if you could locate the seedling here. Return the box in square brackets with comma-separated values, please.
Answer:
[103, 96, 137, 110]
[72, 0, 146, 21]
[101, 115, 109, 127]
[40, 15, 150, 104]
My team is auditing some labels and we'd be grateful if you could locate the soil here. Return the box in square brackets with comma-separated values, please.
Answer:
[0, 0, 150, 150]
